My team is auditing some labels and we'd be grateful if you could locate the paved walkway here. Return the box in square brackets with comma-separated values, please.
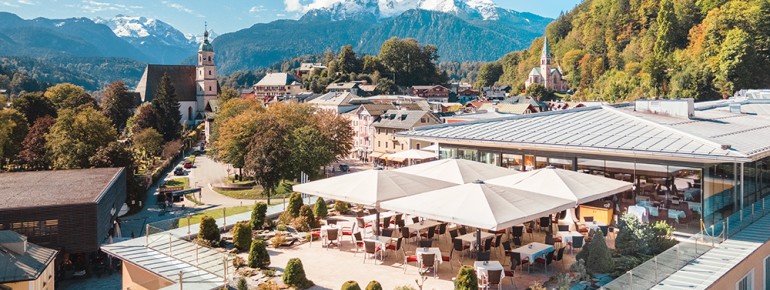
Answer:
[183, 153, 246, 208]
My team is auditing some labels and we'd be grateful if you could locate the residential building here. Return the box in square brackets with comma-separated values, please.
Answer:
[358, 84, 378, 97]
[430, 102, 464, 114]
[203, 99, 219, 142]
[296, 63, 326, 78]
[410, 85, 449, 103]
[457, 88, 480, 104]
[326, 82, 362, 95]
[135, 27, 218, 127]
[372, 110, 441, 162]
[482, 86, 510, 101]
[253, 73, 304, 103]
[308, 92, 365, 114]
[495, 103, 537, 115]
[0, 231, 58, 290]
[525, 37, 568, 92]
[342, 104, 396, 160]
[0, 168, 126, 255]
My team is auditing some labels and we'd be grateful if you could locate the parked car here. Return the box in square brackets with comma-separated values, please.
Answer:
[339, 164, 350, 172]
[183, 161, 193, 169]
[173, 167, 185, 176]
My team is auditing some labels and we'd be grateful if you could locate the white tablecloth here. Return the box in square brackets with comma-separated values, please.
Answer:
[474, 261, 506, 280]
[646, 207, 686, 222]
[404, 220, 442, 233]
[362, 211, 396, 222]
[416, 247, 442, 264]
[557, 231, 583, 244]
[457, 231, 495, 249]
[364, 235, 392, 247]
[627, 205, 649, 223]
[582, 221, 607, 230]
[510, 242, 554, 262]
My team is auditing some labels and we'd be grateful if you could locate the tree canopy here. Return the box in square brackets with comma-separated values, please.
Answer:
[151, 73, 182, 141]
[46, 106, 117, 169]
[11, 92, 56, 125]
[0, 108, 29, 165]
[101, 81, 136, 132]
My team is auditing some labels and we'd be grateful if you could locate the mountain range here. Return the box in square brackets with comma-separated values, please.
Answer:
[0, 0, 551, 79]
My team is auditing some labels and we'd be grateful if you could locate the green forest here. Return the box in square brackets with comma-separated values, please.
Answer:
[476, 0, 770, 102]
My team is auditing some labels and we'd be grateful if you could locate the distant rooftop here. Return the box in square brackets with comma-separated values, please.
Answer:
[255, 73, 299, 87]
[0, 231, 58, 283]
[0, 168, 124, 210]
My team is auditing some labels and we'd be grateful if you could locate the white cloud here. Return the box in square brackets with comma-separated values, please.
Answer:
[249, 5, 266, 13]
[276, 13, 286, 17]
[283, 0, 302, 12]
[0, 1, 19, 7]
[79, 0, 141, 13]
[284, 0, 351, 13]
[162, 0, 204, 18]
[17, 0, 35, 5]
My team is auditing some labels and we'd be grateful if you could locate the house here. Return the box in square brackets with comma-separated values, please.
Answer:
[430, 102, 464, 114]
[357, 84, 378, 97]
[524, 37, 568, 92]
[296, 63, 326, 78]
[506, 95, 543, 112]
[0, 168, 126, 256]
[135, 28, 218, 128]
[496, 103, 537, 115]
[366, 95, 426, 105]
[308, 92, 366, 114]
[410, 85, 449, 103]
[0, 231, 58, 290]
[456, 88, 480, 104]
[203, 99, 219, 142]
[326, 82, 362, 95]
[371, 110, 441, 163]
[482, 86, 509, 101]
[253, 73, 305, 104]
[342, 104, 397, 160]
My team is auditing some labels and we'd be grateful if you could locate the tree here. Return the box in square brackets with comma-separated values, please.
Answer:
[288, 192, 304, 218]
[210, 98, 263, 166]
[232, 221, 252, 252]
[654, 0, 678, 58]
[337, 45, 362, 75]
[584, 231, 614, 274]
[89, 141, 135, 169]
[283, 258, 313, 289]
[251, 202, 268, 230]
[127, 103, 158, 135]
[475, 62, 503, 88]
[244, 117, 290, 205]
[365, 281, 383, 290]
[454, 266, 478, 290]
[18, 116, 55, 169]
[299, 204, 316, 229]
[247, 240, 270, 269]
[615, 213, 653, 256]
[237, 277, 248, 290]
[44, 83, 87, 109]
[313, 197, 328, 219]
[132, 128, 164, 158]
[379, 38, 443, 87]
[0, 108, 29, 164]
[151, 73, 182, 141]
[197, 215, 221, 243]
[101, 81, 136, 132]
[46, 107, 117, 169]
[715, 29, 755, 97]
[341, 281, 361, 290]
[11, 92, 56, 124]
[218, 86, 239, 103]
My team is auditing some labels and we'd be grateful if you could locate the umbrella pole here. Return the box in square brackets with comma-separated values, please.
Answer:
[375, 211, 381, 236]
[476, 228, 482, 253]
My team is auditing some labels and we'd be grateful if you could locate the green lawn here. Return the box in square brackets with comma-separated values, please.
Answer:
[212, 180, 295, 200]
[163, 177, 189, 189]
[225, 177, 257, 185]
[178, 205, 254, 227]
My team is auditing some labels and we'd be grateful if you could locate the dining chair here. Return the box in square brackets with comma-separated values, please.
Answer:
[363, 240, 382, 264]
[476, 251, 491, 262]
[557, 224, 570, 232]
[326, 229, 339, 249]
[418, 239, 433, 248]
[535, 251, 555, 273]
[570, 235, 584, 254]
[352, 232, 364, 254]
[420, 226, 436, 240]
[412, 216, 420, 224]
[385, 237, 403, 260]
[583, 216, 594, 222]
[419, 253, 437, 278]
[510, 251, 529, 273]
[482, 269, 503, 290]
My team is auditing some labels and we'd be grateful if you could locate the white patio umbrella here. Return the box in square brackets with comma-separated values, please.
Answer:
[484, 166, 633, 204]
[386, 149, 437, 165]
[293, 168, 456, 234]
[395, 158, 516, 184]
[380, 180, 575, 249]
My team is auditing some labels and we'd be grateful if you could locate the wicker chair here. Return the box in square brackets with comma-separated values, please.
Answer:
[363, 240, 382, 264]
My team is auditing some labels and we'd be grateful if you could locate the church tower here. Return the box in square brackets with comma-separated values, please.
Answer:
[539, 37, 551, 89]
[196, 23, 216, 113]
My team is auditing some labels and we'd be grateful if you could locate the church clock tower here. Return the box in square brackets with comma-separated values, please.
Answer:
[196, 23, 216, 113]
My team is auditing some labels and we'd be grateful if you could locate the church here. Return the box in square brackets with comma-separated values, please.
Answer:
[524, 37, 568, 92]
[134, 26, 218, 128]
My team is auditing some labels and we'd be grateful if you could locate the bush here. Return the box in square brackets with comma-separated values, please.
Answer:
[197, 215, 220, 243]
[237, 277, 248, 290]
[288, 192, 304, 218]
[584, 231, 614, 274]
[615, 213, 652, 256]
[314, 197, 328, 218]
[341, 281, 361, 290]
[649, 221, 677, 254]
[248, 240, 270, 269]
[283, 258, 313, 289]
[611, 255, 645, 277]
[365, 281, 383, 290]
[277, 211, 293, 226]
[232, 221, 252, 252]
[570, 259, 590, 282]
[334, 200, 349, 214]
[291, 217, 311, 232]
[454, 266, 478, 290]
[232, 256, 246, 269]
[393, 286, 417, 290]
[299, 204, 316, 228]
[270, 232, 286, 248]
[257, 281, 280, 290]
[251, 202, 268, 230]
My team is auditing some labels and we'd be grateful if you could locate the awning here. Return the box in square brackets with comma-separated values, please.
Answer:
[370, 152, 385, 158]
[389, 157, 407, 162]
[395, 158, 516, 184]
[386, 149, 437, 160]
[421, 144, 439, 152]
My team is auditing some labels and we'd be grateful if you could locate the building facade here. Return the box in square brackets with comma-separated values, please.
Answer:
[0, 231, 58, 290]
[525, 38, 568, 92]
[343, 104, 396, 160]
[410, 85, 450, 103]
[253, 73, 304, 103]
[372, 110, 441, 162]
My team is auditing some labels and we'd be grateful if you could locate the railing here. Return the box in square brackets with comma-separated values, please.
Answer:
[145, 223, 233, 283]
[603, 196, 770, 289]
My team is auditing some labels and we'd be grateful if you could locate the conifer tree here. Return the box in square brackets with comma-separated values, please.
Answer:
[151, 73, 182, 141]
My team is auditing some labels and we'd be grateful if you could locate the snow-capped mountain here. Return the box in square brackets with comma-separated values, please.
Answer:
[186, 29, 219, 44]
[303, 0, 502, 21]
[94, 15, 198, 64]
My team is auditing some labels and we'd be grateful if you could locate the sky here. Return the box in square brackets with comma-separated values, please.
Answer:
[0, 0, 582, 35]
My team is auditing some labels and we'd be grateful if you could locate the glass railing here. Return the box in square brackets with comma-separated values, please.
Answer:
[604, 196, 769, 289]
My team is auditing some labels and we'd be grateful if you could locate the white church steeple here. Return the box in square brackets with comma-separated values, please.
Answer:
[196, 22, 216, 112]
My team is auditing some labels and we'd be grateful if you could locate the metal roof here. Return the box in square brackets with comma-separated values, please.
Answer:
[255, 73, 298, 86]
[0, 231, 58, 283]
[399, 104, 770, 163]
[0, 168, 123, 209]
[374, 109, 440, 130]
[652, 213, 770, 289]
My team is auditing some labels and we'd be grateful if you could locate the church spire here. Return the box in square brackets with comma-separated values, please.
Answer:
[541, 36, 550, 58]
[199, 21, 213, 52]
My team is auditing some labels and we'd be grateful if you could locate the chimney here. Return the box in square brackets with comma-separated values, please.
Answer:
[1, 234, 28, 255]
[729, 103, 742, 114]
[634, 99, 694, 119]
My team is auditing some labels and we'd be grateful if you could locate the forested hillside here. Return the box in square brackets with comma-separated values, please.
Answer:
[0, 56, 145, 92]
[477, 0, 770, 102]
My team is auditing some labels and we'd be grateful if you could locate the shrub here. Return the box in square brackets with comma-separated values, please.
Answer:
[314, 197, 328, 218]
[232, 256, 246, 269]
[251, 202, 268, 230]
[277, 211, 293, 226]
[528, 281, 547, 290]
[283, 258, 313, 289]
[341, 281, 361, 290]
[270, 232, 286, 248]
[257, 281, 280, 290]
[248, 240, 270, 269]
[276, 224, 288, 232]
[232, 221, 252, 252]
[615, 213, 652, 256]
[237, 277, 248, 290]
[584, 231, 614, 274]
[291, 217, 310, 232]
[570, 259, 590, 282]
[197, 215, 220, 243]
[649, 220, 677, 254]
[299, 204, 316, 228]
[611, 255, 645, 277]
[334, 200, 349, 214]
[392, 286, 417, 290]
[454, 266, 478, 290]
[288, 192, 304, 218]
[365, 281, 383, 290]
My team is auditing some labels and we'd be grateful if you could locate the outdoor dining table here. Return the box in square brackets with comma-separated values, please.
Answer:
[474, 260, 506, 280]
[510, 242, 554, 262]
[404, 219, 442, 233]
[364, 235, 393, 246]
[557, 231, 583, 245]
[581, 221, 607, 231]
[362, 211, 396, 222]
[416, 247, 442, 265]
[457, 231, 495, 249]
[646, 206, 686, 222]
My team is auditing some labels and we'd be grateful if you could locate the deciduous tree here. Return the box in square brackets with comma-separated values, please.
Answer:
[11, 92, 56, 124]
[127, 103, 158, 135]
[0, 108, 29, 165]
[18, 116, 55, 169]
[46, 107, 117, 169]
[101, 81, 136, 132]
[44, 83, 86, 109]
[132, 128, 164, 157]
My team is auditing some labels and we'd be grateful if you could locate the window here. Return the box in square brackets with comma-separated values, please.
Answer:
[737, 269, 754, 290]
[208, 56, 211, 62]
[416, 144, 421, 150]
[378, 141, 380, 147]
[188, 106, 193, 121]
[208, 70, 211, 75]
[401, 144, 404, 150]
[209, 86, 212, 91]
[765, 256, 770, 290]
[385, 142, 388, 148]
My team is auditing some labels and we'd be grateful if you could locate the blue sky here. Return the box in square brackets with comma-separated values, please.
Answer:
[0, 0, 582, 35]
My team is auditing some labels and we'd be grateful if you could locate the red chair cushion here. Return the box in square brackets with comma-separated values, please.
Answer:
[578, 228, 588, 233]
[386, 244, 396, 250]
[406, 255, 418, 262]
[535, 257, 546, 263]
[311, 232, 321, 238]
[356, 242, 363, 247]
[554, 238, 562, 243]
[342, 230, 353, 235]
[493, 229, 506, 234]
[441, 255, 451, 261]
[504, 270, 514, 277]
